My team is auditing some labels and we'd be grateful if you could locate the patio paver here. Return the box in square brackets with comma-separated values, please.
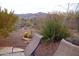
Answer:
[0, 47, 24, 55]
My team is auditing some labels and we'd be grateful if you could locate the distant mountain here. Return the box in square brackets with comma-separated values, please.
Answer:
[16, 12, 47, 19]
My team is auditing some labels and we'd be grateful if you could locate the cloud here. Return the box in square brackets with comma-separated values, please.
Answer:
[0, 0, 79, 13]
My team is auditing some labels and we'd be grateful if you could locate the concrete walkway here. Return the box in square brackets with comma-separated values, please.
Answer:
[2, 51, 24, 56]
[0, 47, 24, 56]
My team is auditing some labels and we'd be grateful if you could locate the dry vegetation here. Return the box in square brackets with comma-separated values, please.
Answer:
[0, 8, 18, 38]
[24, 12, 79, 32]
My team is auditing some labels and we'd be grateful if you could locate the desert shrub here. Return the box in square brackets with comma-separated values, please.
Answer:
[77, 26, 79, 32]
[24, 32, 31, 38]
[41, 15, 70, 43]
[64, 11, 79, 30]
[26, 20, 33, 27]
[66, 11, 76, 20]
[74, 12, 79, 32]
[0, 8, 18, 37]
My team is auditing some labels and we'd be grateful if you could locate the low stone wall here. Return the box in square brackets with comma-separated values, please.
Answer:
[24, 33, 43, 56]
[54, 39, 79, 56]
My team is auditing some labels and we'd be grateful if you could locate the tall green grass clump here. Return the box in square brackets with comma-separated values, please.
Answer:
[41, 15, 70, 43]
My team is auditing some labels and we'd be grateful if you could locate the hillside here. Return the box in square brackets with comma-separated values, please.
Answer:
[16, 12, 47, 19]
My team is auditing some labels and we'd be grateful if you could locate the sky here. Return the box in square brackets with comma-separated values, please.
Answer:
[0, 0, 79, 14]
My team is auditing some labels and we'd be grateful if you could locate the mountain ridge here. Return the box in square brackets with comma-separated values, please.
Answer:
[15, 12, 47, 19]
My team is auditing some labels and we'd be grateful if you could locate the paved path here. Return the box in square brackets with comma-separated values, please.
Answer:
[0, 47, 24, 56]
[2, 51, 24, 56]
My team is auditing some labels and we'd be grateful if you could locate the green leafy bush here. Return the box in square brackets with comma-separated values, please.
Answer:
[0, 8, 18, 37]
[41, 15, 70, 43]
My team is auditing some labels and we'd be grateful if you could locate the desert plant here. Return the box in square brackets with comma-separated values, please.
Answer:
[41, 15, 70, 43]
[76, 12, 79, 32]
[0, 8, 18, 37]
[26, 20, 33, 27]
[24, 32, 31, 38]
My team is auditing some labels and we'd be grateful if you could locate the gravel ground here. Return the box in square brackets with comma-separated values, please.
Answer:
[0, 28, 30, 48]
